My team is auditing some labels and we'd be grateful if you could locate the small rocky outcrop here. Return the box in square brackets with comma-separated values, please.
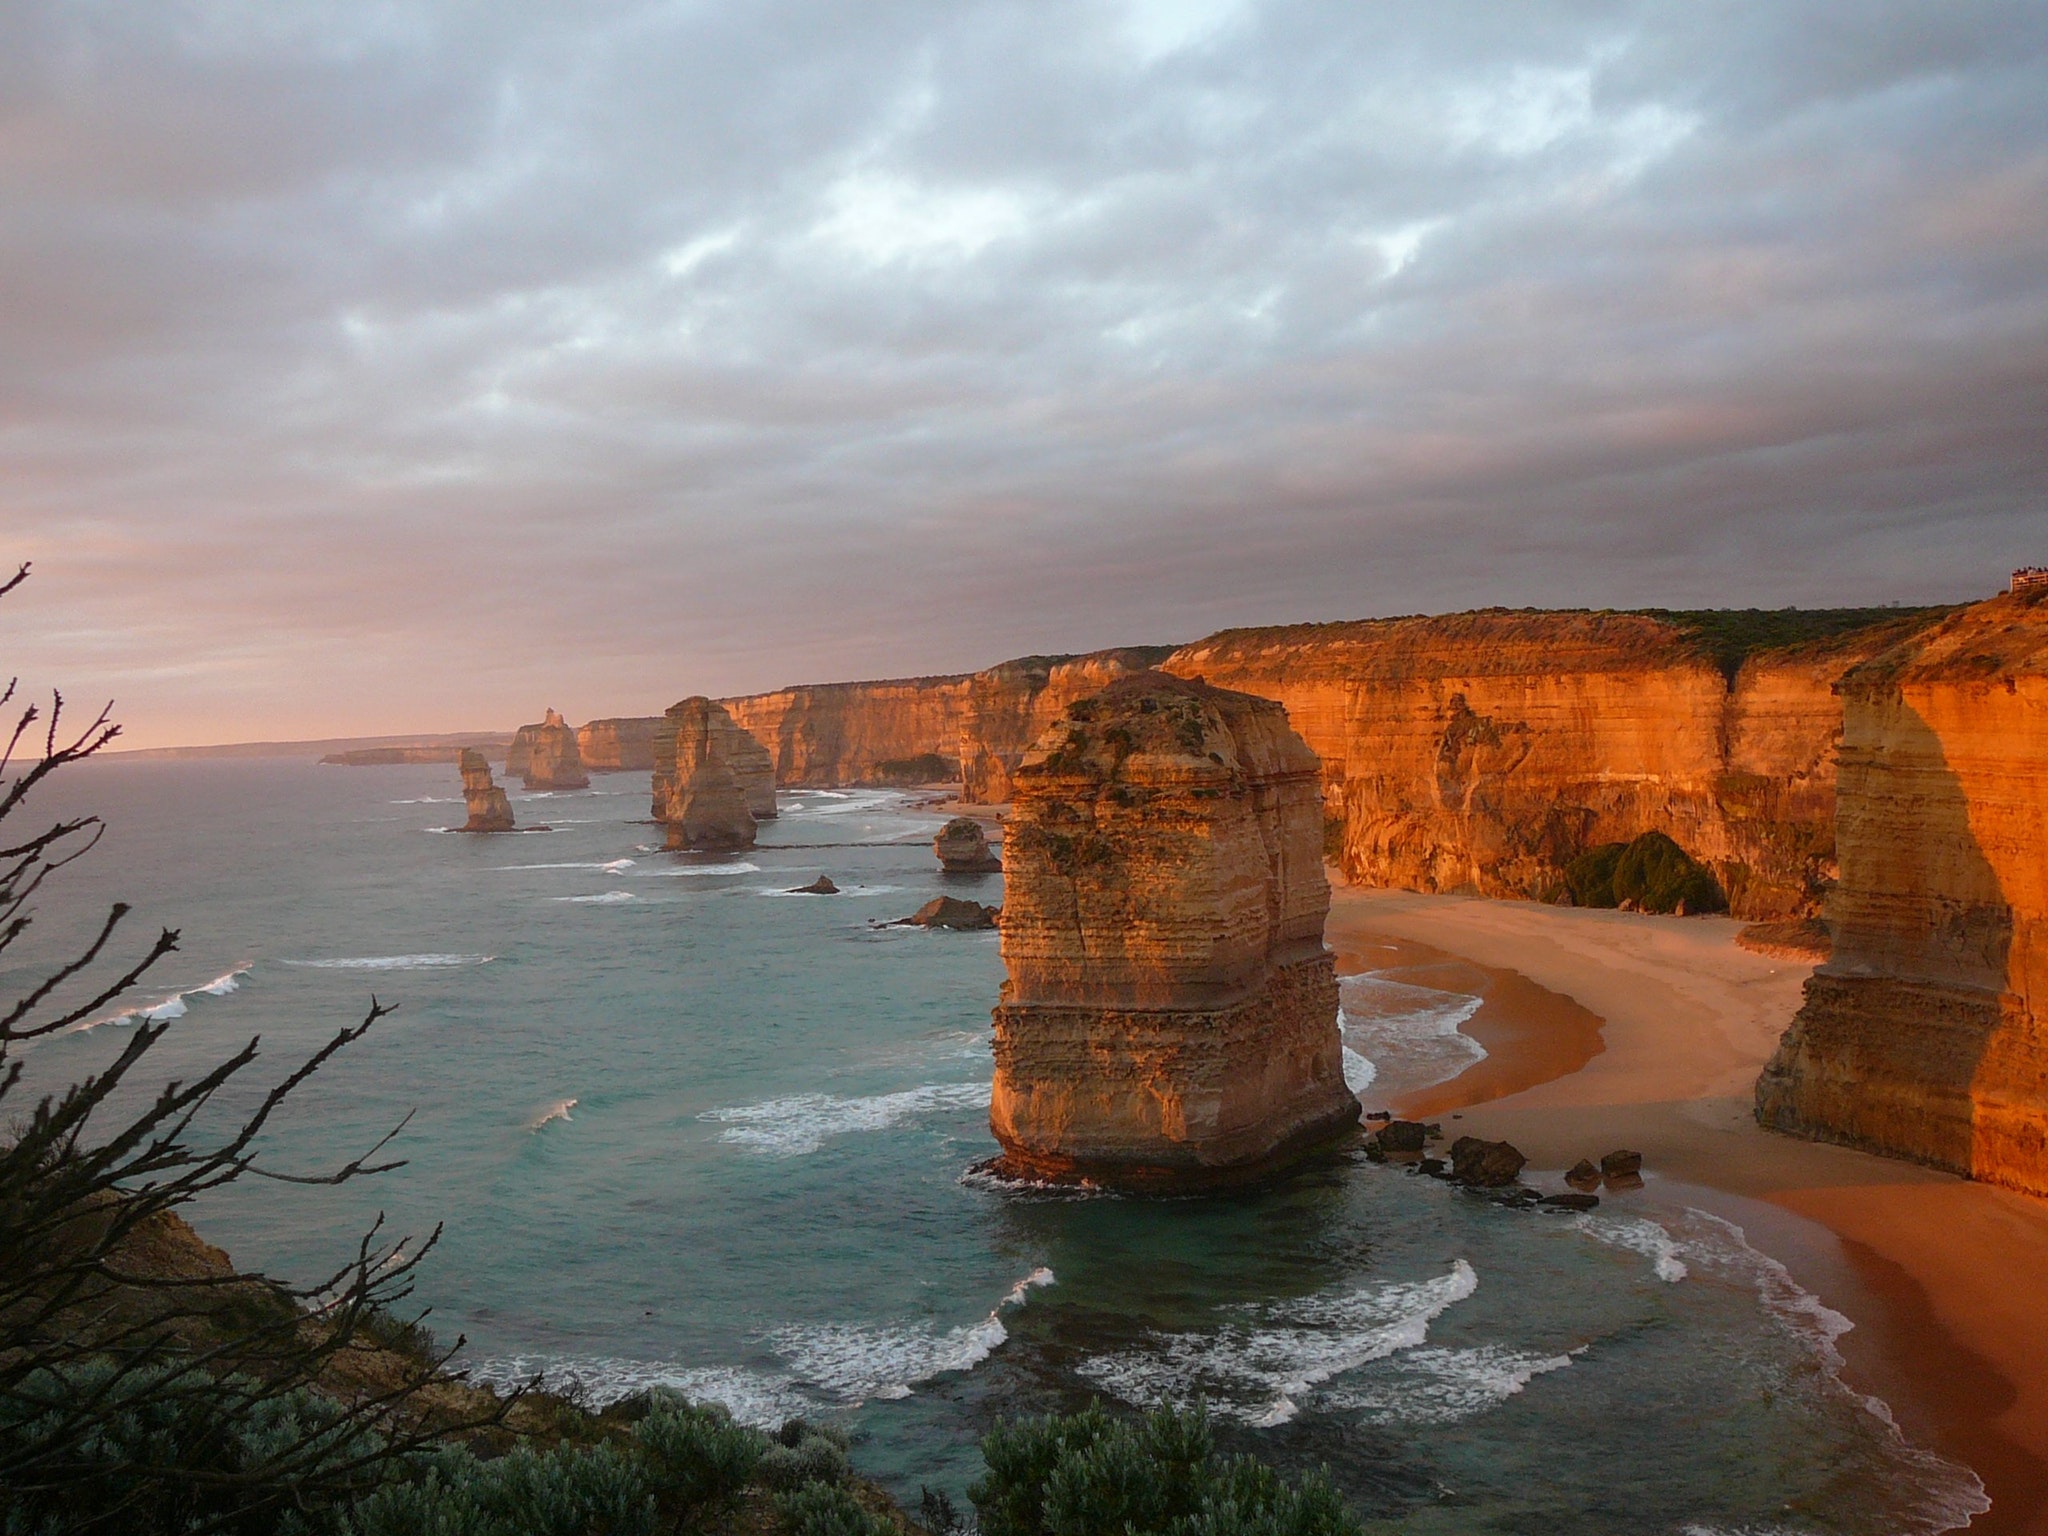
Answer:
[790, 876, 839, 894]
[1565, 1159, 1602, 1190]
[1448, 1136, 1526, 1187]
[651, 698, 759, 852]
[1600, 1149, 1643, 1178]
[988, 671, 1359, 1191]
[458, 749, 516, 832]
[515, 710, 590, 791]
[895, 897, 998, 930]
[1372, 1120, 1429, 1154]
[934, 816, 1001, 873]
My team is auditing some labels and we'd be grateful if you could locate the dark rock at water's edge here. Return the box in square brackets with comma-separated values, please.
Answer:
[790, 876, 839, 894]
[892, 897, 999, 930]
[1448, 1136, 1526, 1188]
[1541, 1191, 1601, 1211]
[458, 749, 516, 833]
[1372, 1120, 1428, 1154]
[934, 816, 1003, 873]
[1565, 1158, 1603, 1190]
[1600, 1149, 1643, 1178]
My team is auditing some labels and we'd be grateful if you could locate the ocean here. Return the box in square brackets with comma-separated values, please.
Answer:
[8, 758, 1985, 1534]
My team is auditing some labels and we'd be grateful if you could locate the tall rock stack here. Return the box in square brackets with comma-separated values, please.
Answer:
[1757, 590, 2048, 1195]
[988, 671, 1359, 1191]
[652, 698, 764, 851]
[517, 709, 591, 791]
[457, 749, 515, 832]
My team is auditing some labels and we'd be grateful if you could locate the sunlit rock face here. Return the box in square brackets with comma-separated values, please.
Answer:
[1757, 591, 2048, 1195]
[651, 697, 761, 851]
[933, 816, 1001, 873]
[577, 716, 663, 773]
[514, 709, 590, 791]
[1163, 611, 1940, 919]
[989, 672, 1358, 1191]
[458, 749, 515, 833]
[957, 648, 1178, 804]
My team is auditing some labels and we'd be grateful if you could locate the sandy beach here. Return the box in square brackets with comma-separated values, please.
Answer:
[1330, 886, 2048, 1536]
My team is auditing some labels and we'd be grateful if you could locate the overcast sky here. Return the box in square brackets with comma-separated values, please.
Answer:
[4, 1, 2045, 747]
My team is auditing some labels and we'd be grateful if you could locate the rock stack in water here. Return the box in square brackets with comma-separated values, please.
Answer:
[1756, 589, 2048, 1196]
[457, 749, 515, 832]
[516, 709, 590, 791]
[652, 698, 766, 851]
[987, 671, 1359, 1190]
[934, 816, 1002, 873]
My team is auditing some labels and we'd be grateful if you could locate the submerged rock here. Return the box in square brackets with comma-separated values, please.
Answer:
[458, 749, 515, 833]
[1449, 1136, 1527, 1188]
[1540, 1192, 1601, 1212]
[895, 896, 998, 930]
[933, 816, 1002, 873]
[988, 673, 1359, 1192]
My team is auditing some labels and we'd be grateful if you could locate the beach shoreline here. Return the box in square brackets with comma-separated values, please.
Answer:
[1329, 885, 2048, 1536]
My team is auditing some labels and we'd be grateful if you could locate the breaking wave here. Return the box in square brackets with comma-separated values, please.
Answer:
[768, 1268, 1054, 1402]
[1338, 973, 1485, 1101]
[529, 1097, 578, 1130]
[83, 963, 253, 1031]
[1078, 1260, 1483, 1426]
[283, 953, 494, 971]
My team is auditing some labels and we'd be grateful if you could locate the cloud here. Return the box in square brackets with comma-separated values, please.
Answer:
[1, 0, 2045, 746]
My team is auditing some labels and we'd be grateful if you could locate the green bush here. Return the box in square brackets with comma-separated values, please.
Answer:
[970, 1403, 1359, 1536]
[1564, 831, 1724, 914]
[759, 1433, 851, 1491]
[635, 1396, 766, 1510]
[348, 1441, 656, 1536]
[776, 1481, 889, 1536]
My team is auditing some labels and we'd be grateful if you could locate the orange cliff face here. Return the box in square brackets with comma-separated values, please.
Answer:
[1161, 611, 1934, 920]
[988, 672, 1359, 1191]
[513, 709, 590, 791]
[651, 697, 765, 850]
[577, 717, 663, 773]
[958, 648, 1177, 803]
[1757, 591, 2048, 1194]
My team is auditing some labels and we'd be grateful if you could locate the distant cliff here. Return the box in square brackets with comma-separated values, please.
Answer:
[717, 646, 1172, 791]
[511, 709, 590, 791]
[1756, 592, 2048, 1194]
[576, 717, 662, 773]
[1161, 608, 1946, 919]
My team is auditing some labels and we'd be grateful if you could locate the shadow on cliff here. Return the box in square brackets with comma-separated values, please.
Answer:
[1759, 692, 2019, 1183]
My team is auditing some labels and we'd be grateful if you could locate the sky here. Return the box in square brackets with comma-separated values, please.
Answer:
[3, 1, 2045, 749]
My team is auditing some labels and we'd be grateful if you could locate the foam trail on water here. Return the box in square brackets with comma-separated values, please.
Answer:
[702, 1081, 993, 1157]
[284, 954, 494, 971]
[633, 862, 760, 878]
[498, 860, 638, 871]
[465, 1356, 813, 1426]
[556, 890, 638, 904]
[1317, 1344, 1576, 1424]
[1079, 1261, 1479, 1426]
[1338, 974, 1485, 1098]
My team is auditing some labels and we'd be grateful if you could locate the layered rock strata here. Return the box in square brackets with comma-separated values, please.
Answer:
[957, 648, 1177, 803]
[988, 672, 1359, 1190]
[576, 716, 663, 773]
[457, 749, 515, 832]
[1162, 610, 1943, 919]
[512, 709, 590, 791]
[934, 816, 1001, 873]
[1756, 591, 2048, 1195]
[651, 698, 760, 851]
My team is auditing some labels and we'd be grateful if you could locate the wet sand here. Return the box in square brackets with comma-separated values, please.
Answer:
[1330, 886, 2048, 1536]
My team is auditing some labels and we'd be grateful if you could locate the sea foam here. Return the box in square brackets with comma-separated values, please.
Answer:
[83, 963, 254, 1031]
[702, 1081, 993, 1156]
[768, 1268, 1054, 1402]
[1078, 1260, 1481, 1426]
[283, 953, 494, 971]
[1338, 973, 1485, 1099]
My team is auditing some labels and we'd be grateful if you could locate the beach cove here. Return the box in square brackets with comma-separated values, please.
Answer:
[1331, 888, 2048, 1536]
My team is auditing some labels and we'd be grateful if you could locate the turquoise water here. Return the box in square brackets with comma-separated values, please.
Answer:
[11, 759, 1985, 1534]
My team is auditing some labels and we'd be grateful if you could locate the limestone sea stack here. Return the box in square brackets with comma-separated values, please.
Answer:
[934, 816, 1001, 873]
[1756, 588, 2048, 1195]
[517, 709, 590, 791]
[457, 749, 515, 832]
[988, 671, 1359, 1191]
[651, 697, 761, 851]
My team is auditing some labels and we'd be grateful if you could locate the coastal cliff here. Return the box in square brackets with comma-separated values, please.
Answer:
[1162, 609, 1942, 919]
[989, 672, 1358, 1190]
[512, 709, 590, 791]
[457, 748, 515, 832]
[1756, 591, 2048, 1194]
[651, 698, 760, 850]
[576, 716, 662, 773]
[958, 648, 1177, 803]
